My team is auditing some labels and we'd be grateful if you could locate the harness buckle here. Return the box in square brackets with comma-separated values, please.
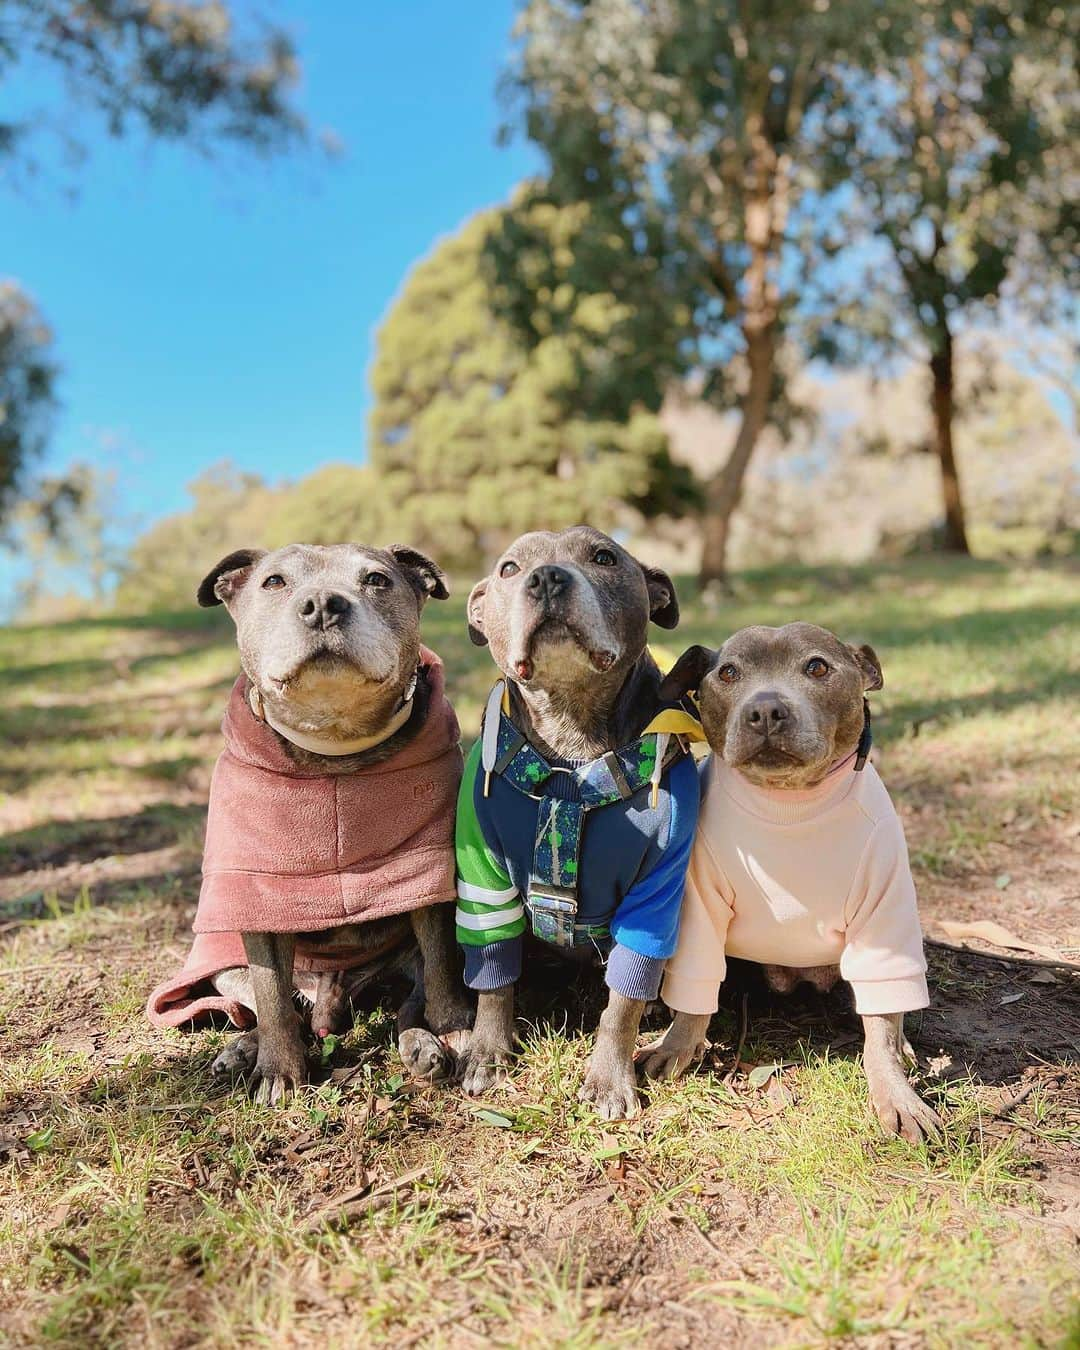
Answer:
[526, 882, 578, 948]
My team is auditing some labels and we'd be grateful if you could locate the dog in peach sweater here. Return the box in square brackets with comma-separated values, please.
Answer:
[640, 622, 942, 1142]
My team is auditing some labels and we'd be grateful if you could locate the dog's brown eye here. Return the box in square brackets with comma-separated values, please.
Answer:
[499, 560, 520, 579]
[592, 548, 617, 567]
[364, 572, 391, 589]
[805, 657, 829, 678]
[718, 663, 739, 683]
[262, 574, 286, 591]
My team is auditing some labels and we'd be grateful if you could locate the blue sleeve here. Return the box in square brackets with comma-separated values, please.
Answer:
[606, 753, 699, 999]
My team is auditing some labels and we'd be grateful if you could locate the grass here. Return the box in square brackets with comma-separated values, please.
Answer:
[1, 555, 1078, 1347]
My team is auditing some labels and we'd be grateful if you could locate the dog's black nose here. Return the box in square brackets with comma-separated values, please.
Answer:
[745, 692, 790, 733]
[527, 564, 571, 605]
[299, 591, 350, 629]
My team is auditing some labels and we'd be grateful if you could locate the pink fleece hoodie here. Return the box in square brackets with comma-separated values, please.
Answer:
[147, 647, 461, 1028]
[662, 753, 929, 1018]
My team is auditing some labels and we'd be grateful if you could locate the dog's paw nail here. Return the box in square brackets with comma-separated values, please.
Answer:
[580, 1075, 639, 1121]
[459, 1053, 508, 1097]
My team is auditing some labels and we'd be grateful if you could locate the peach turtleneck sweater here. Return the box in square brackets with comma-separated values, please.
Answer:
[662, 754, 929, 1018]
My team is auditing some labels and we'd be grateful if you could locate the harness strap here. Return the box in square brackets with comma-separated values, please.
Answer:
[478, 680, 696, 947]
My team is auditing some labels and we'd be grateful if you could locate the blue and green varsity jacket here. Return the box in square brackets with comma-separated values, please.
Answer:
[455, 682, 703, 1002]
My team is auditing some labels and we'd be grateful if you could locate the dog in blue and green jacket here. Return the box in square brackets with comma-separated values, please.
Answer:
[455, 526, 705, 1120]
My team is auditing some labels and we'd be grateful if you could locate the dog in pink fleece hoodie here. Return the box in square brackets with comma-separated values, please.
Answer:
[639, 623, 942, 1142]
[146, 542, 471, 1104]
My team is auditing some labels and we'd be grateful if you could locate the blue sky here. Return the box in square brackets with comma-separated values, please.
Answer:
[1, 2, 540, 537]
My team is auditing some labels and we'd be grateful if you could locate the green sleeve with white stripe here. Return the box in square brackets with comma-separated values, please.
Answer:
[455, 740, 526, 947]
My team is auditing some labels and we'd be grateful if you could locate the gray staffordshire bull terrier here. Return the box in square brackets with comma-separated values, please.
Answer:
[640, 623, 943, 1143]
[456, 526, 698, 1120]
[193, 542, 472, 1104]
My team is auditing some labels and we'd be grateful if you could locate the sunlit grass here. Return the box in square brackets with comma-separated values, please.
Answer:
[0, 556, 1077, 1343]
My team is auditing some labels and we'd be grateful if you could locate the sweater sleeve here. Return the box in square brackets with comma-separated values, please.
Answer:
[455, 741, 525, 990]
[660, 824, 734, 1016]
[840, 816, 929, 1015]
[606, 752, 699, 1001]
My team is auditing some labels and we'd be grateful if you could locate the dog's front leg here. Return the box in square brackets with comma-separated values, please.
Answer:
[579, 991, 645, 1121]
[242, 931, 307, 1105]
[396, 904, 473, 1082]
[638, 1010, 711, 1080]
[458, 986, 516, 1096]
[862, 1012, 942, 1142]
[410, 904, 474, 1050]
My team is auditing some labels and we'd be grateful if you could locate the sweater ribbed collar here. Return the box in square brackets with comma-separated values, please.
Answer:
[713, 749, 861, 825]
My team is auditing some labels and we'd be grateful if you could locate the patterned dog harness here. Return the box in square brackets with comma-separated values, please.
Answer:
[478, 681, 699, 948]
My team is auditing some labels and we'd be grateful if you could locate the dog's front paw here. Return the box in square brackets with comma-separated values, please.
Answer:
[399, 1027, 454, 1082]
[251, 1043, 308, 1107]
[638, 1012, 710, 1082]
[871, 1078, 942, 1143]
[579, 1062, 640, 1121]
[212, 1029, 259, 1080]
[458, 1039, 513, 1097]
[437, 1027, 472, 1058]
[637, 1036, 705, 1081]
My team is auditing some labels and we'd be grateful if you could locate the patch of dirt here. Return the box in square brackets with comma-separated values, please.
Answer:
[917, 946, 1080, 1085]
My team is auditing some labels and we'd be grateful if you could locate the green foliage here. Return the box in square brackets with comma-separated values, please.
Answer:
[118, 461, 387, 612]
[369, 204, 696, 567]
[0, 0, 306, 531]
[807, 2, 1077, 361]
[494, 0, 908, 581]
[119, 462, 271, 611]
[0, 282, 57, 522]
[0, 0, 305, 180]
[497, 1, 1077, 574]
[7, 460, 128, 619]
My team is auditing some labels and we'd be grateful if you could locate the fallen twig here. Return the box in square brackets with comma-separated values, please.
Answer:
[925, 937, 1080, 975]
[302, 1165, 429, 1231]
[993, 1070, 1069, 1121]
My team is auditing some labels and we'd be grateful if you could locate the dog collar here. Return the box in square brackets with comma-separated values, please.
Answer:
[854, 699, 872, 772]
[247, 670, 418, 757]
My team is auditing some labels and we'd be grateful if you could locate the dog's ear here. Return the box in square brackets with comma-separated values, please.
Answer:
[197, 549, 267, 609]
[643, 565, 680, 630]
[849, 642, 884, 692]
[388, 545, 450, 603]
[659, 644, 716, 701]
[466, 577, 490, 647]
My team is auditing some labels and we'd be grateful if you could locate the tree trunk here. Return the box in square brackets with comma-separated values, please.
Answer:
[929, 329, 970, 554]
[699, 326, 774, 587]
[696, 91, 789, 591]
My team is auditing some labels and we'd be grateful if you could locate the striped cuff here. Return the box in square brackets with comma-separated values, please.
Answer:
[455, 880, 526, 947]
[605, 943, 666, 1002]
[463, 937, 522, 991]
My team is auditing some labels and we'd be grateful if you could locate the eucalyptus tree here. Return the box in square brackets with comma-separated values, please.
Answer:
[811, 0, 1078, 552]
[496, 0, 890, 586]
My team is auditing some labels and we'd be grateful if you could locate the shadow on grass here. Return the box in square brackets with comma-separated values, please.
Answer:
[0, 860, 199, 928]
[0, 803, 205, 880]
[1, 606, 232, 639]
[704, 950, 1080, 1090]
[880, 667, 1080, 739]
[504, 945, 1080, 1094]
